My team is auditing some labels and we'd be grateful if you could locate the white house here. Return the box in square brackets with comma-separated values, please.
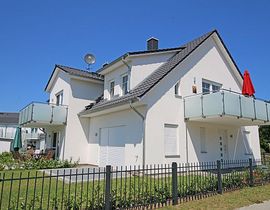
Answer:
[19, 30, 267, 166]
[0, 112, 45, 153]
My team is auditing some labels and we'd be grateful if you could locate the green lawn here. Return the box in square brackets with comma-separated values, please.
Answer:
[162, 184, 270, 210]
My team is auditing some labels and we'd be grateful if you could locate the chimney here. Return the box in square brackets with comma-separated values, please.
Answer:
[147, 37, 158, 51]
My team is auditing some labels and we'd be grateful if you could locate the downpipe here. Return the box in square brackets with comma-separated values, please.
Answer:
[129, 101, 146, 166]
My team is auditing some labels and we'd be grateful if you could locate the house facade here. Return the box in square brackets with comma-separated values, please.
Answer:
[19, 30, 266, 166]
[0, 112, 45, 153]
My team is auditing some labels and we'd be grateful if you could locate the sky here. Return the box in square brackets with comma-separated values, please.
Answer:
[0, 0, 270, 112]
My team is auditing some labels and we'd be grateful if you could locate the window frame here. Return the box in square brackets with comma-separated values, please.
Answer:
[200, 127, 207, 153]
[174, 81, 180, 95]
[202, 79, 222, 94]
[109, 80, 115, 99]
[55, 91, 64, 106]
[121, 74, 129, 95]
[164, 124, 179, 157]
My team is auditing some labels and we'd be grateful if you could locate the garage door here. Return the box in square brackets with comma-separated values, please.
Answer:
[99, 126, 125, 167]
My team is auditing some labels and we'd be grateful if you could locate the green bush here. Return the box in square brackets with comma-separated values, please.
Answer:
[0, 152, 78, 170]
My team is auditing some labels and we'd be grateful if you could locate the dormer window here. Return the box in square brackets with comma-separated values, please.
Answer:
[122, 75, 129, 95]
[110, 81, 115, 99]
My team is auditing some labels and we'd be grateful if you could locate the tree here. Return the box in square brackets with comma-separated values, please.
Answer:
[259, 125, 270, 153]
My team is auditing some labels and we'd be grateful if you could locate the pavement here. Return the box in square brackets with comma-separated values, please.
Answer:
[237, 200, 270, 210]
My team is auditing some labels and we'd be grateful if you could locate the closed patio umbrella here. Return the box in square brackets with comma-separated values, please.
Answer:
[12, 127, 22, 151]
[242, 70, 255, 96]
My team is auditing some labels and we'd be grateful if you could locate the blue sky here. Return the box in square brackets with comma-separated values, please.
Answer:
[0, 0, 269, 112]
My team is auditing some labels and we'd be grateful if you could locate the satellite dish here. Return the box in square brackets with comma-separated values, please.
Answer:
[84, 53, 96, 70]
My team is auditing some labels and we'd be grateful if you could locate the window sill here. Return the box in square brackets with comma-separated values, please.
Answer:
[165, 155, 180, 158]
[175, 95, 182, 99]
[245, 153, 253, 155]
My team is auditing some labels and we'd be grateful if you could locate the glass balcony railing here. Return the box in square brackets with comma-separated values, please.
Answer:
[19, 102, 68, 126]
[184, 90, 269, 122]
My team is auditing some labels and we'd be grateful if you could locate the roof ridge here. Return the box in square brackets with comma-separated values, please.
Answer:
[56, 64, 102, 76]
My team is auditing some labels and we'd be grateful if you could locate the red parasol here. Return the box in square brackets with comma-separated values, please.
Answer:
[242, 70, 255, 96]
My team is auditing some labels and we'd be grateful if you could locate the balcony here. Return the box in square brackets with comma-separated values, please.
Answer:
[19, 102, 68, 127]
[0, 127, 16, 140]
[184, 90, 270, 126]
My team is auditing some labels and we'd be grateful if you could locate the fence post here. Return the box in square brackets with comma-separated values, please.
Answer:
[217, 160, 222, 194]
[105, 165, 112, 210]
[172, 162, 178, 205]
[249, 158, 254, 187]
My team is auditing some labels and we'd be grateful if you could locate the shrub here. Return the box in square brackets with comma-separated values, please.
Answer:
[0, 152, 78, 170]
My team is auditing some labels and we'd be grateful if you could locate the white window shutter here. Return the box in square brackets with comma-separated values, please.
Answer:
[164, 124, 178, 156]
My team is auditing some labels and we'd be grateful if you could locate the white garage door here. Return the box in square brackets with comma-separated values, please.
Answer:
[99, 126, 125, 167]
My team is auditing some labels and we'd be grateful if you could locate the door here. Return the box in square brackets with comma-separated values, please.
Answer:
[99, 126, 125, 167]
[52, 132, 60, 159]
[218, 129, 229, 161]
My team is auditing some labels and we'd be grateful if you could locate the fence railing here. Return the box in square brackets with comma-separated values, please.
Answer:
[0, 159, 269, 209]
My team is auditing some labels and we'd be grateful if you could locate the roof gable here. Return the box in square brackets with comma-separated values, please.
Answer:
[45, 65, 104, 92]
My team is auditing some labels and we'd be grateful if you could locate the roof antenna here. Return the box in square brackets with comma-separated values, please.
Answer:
[84, 53, 96, 71]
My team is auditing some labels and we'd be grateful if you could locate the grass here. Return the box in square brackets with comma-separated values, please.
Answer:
[162, 184, 270, 210]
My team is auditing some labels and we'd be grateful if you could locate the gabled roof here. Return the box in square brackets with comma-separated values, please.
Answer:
[0, 112, 19, 125]
[80, 29, 243, 116]
[45, 65, 104, 92]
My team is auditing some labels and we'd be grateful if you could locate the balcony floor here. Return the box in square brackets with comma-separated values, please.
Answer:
[185, 115, 270, 126]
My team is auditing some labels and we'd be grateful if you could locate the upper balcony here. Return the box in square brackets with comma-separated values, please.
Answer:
[184, 89, 270, 126]
[19, 102, 68, 128]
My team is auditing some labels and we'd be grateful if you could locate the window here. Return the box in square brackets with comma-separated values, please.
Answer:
[202, 82, 210, 94]
[109, 81, 115, 98]
[122, 75, 129, 95]
[164, 124, 179, 156]
[212, 84, 221, 92]
[242, 130, 252, 155]
[175, 82, 180, 95]
[56, 91, 63, 105]
[200, 127, 207, 153]
[31, 128, 37, 133]
[202, 80, 222, 94]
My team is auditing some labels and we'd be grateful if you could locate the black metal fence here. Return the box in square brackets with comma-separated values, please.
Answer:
[0, 159, 269, 209]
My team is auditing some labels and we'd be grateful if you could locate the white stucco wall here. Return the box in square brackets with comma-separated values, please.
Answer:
[141, 36, 260, 165]
[48, 70, 103, 163]
[64, 78, 103, 163]
[88, 106, 146, 166]
[103, 52, 175, 100]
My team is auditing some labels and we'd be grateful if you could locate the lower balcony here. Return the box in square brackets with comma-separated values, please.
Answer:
[19, 102, 68, 128]
[184, 90, 270, 126]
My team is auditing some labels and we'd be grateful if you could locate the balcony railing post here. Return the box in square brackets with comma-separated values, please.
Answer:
[221, 91, 225, 115]
[239, 95, 243, 118]
[266, 103, 269, 122]
[50, 105, 54, 124]
[201, 95, 204, 118]
[253, 99, 256, 120]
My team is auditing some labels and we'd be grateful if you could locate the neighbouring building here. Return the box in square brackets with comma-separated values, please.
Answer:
[19, 30, 267, 166]
[0, 112, 45, 153]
